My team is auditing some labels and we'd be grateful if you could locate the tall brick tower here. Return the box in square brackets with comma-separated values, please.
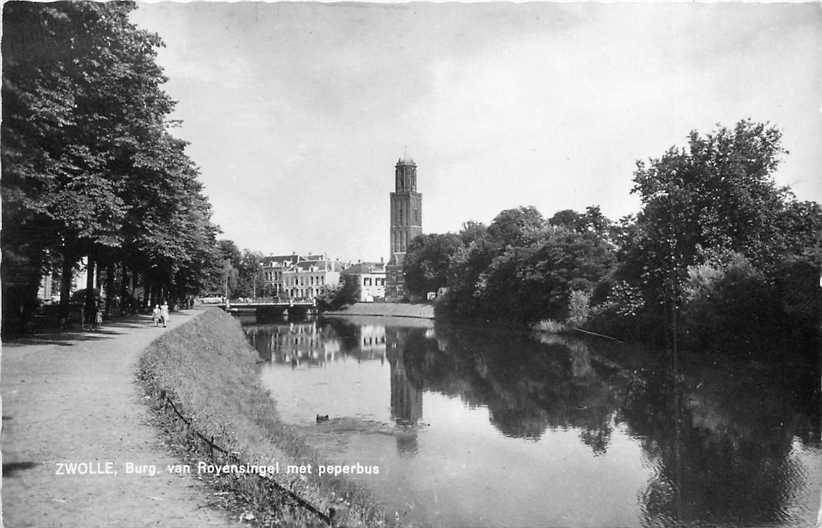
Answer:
[386, 155, 422, 301]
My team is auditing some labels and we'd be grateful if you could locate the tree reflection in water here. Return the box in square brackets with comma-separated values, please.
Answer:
[419, 324, 820, 526]
[245, 316, 821, 527]
[388, 323, 820, 526]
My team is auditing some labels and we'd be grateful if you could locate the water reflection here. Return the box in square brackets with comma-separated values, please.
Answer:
[246, 316, 821, 527]
[388, 342, 423, 427]
[245, 319, 388, 365]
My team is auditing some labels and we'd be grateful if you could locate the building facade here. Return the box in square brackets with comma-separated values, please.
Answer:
[343, 261, 387, 302]
[261, 253, 341, 301]
[260, 255, 295, 296]
[282, 257, 341, 301]
[386, 156, 422, 301]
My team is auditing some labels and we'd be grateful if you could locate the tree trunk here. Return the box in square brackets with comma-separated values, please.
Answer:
[129, 270, 136, 313]
[120, 263, 129, 314]
[104, 262, 115, 317]
[85, 250, 96, 325]
[143, 274, 151, 310]
[60, 245, 73, 311]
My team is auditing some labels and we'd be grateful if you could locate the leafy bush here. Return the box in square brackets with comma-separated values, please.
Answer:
[567, 289, 591, 328]
[773, 256, 821, 333]
[681, 253, 779, 351]
[532, 319, 567, 333]
[316, 276, 359, 311]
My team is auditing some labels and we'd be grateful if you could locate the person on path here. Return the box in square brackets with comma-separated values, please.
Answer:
[160, 302, 169, 328]
[89, 302, 101, 331]
[152, 305, 161, 327]
[95, 306, 103, 330]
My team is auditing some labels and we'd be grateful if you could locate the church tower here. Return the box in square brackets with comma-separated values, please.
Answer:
[386, 155, 422, 301]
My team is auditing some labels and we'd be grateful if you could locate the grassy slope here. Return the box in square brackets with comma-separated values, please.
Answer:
[324, 302, 434, 319]
[138, 308, 387, 528]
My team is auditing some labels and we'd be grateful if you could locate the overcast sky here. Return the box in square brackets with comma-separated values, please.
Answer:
[131, 2, 822, 261]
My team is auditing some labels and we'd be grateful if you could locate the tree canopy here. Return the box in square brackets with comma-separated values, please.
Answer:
[405, 205, 616, 325]
[413, 120, 820, 348]
[2, 2, 221, 332]
[618, 121, 820, 315]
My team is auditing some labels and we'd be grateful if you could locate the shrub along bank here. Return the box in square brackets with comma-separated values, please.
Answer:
[138, 308, 389, 527]
[408, 121, 820, 353]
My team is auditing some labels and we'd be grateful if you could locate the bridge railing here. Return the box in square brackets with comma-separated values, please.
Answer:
[227, 297, 316, 306]
[229, 297, 279, 304]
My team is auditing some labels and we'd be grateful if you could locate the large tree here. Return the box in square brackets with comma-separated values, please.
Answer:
[618, 120, 821, 339]
[436, 206, 615, 324]
[486, 206, 546, 248]
[403, 233, 464, 299]
[2, 2, 220, 331]
[622, 121, 784, 299]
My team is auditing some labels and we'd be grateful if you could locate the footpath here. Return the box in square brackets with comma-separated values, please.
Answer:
[1, 310, 237, 528]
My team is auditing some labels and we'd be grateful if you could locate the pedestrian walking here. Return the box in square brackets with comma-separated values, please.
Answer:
[152, 305, 161, 327]
[160, 302, 169, 328]
[89, 303, 98, 331]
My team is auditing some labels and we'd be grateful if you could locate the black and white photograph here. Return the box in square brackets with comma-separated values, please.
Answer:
[2, 1, 821, 527]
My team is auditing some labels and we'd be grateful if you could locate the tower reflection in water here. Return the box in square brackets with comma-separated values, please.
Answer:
[246, 315, 822, 527]
[386, 327, 424, 455]
[246, 317, 425, 454]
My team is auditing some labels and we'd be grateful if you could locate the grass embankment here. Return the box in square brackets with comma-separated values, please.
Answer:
[324, 302, 434, 319]
[138, 308, 388, 528]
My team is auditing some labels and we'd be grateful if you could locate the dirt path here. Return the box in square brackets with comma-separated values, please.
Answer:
[2, 310, 238, 528]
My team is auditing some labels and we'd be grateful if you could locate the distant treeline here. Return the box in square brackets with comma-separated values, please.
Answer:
[403, 120, 821, 350]
[1, 2, 222, 333]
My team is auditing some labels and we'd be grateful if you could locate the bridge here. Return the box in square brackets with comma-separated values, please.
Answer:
[217, 297, 318, 316]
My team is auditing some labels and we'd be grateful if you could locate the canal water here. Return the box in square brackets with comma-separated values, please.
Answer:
[242, 315, 822, 528]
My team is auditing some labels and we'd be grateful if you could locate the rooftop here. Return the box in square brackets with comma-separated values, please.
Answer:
[343, 262, 387, 275]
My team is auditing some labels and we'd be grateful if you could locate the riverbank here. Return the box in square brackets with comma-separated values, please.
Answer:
[138, 308, 390, 528]
[324, 302, 434, 319]
[1, 310, 236, 527]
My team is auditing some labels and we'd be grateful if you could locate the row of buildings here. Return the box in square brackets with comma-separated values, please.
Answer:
[259, 254, 388, 303]
[261, 155, 423, 303]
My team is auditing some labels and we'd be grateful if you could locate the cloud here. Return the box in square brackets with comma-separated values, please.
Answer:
[131, 2, 822, 259]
